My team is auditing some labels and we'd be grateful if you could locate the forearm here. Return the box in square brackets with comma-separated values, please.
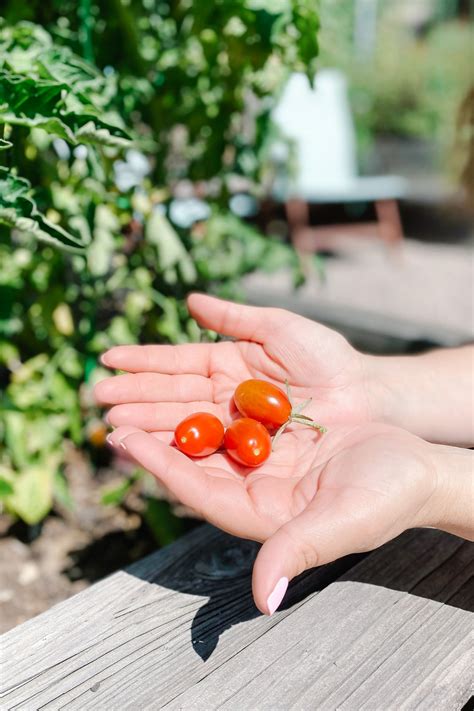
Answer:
[366, 345, 474, 446]
[424, 443, 474, 540]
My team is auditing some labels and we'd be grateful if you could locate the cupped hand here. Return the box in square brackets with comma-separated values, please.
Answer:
[95, 294, 374, 434]
[106, 421, 437, 615]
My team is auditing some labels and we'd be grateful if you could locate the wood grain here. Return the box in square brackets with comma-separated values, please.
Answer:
[1, 527, 472, 710]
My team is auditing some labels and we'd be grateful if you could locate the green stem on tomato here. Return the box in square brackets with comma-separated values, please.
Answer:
[272, 382, 327, 450]
[271, 420, 288, 449]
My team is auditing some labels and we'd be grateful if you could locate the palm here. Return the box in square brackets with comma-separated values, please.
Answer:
[108, 422, 433, 551]
[193, 336, 367, 426]
[209, 424, 431, 541]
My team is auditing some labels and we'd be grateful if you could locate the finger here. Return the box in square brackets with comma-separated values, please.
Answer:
[187, 294, 293, 343]
[94, 373, 213, 405]
[107, 426, 175, 447]
[252, 489, 371, 615]
[100, 343, 212, 375]
[113, 428, 211, 516]
[106, 401, 227, 430]
[115, 428, 261, 537]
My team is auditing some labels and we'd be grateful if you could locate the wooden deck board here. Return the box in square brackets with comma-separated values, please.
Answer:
[1, 527, 472, 710]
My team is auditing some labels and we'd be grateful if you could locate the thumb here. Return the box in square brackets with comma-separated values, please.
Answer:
[187, 293, 292, 343]
[252, 491, 371, 615]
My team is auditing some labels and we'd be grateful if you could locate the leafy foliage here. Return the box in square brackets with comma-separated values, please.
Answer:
[0, 4, 320, 526]
[0, 167, 85, 251]
[0, 22, 129, 145]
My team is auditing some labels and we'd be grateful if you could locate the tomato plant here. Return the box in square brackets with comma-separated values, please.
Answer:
[224, 418, 271, 469]
[0, 4, 321, 527]
[175, 413, 224, 458]
[234, 379, 292, 429]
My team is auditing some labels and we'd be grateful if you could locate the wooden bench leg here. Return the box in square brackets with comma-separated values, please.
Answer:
[286, 198, 404, 256]
[285, 198, 321, 257]
[375, 199, 404, 246]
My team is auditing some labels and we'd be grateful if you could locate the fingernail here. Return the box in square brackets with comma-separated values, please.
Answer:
[267, 577, 288, 615]
[106, 433, 114, 445]
[119, 440, 127, 451]
[100, 353, 110, 366]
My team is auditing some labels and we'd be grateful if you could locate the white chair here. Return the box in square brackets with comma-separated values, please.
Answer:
[270, 70, 406, 251]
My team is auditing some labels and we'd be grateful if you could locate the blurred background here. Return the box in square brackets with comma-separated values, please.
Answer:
[0, 0, 472, 632]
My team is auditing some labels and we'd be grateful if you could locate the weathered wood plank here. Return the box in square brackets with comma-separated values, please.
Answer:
[0, 525, 357, 710]
[0, 527, 472, 710]
[165, 530, 473, 711]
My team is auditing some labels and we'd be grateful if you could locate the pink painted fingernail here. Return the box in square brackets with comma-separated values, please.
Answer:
[267, 577, 288, 615]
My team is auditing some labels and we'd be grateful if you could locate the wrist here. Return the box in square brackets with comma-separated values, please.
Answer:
[362, 354, 403, 426]
[420, 443, 474, 540]
[362, 348, 474, 447]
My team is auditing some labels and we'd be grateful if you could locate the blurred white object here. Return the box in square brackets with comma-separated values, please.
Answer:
[169, 198, 210, 228]
[271, 69, 406, 251]
[53, 138, 71, 161]
[73, 145, 88, 160]
[114, 149, 151, 192]
[271, 69, 406, 202]
[229, 193, 258, 218]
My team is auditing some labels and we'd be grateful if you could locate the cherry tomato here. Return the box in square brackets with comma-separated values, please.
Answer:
[175, 413, 224, 457]
[234, 379, 291, 429]
[87, 420, 108, 448]
[224, 418, 272, 468]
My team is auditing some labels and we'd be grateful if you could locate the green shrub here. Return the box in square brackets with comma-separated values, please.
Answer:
[0, 4, 320, 527]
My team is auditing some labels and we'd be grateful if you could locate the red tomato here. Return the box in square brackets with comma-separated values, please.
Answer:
[175, 413, 224, 457]
[234, 379, 291, 429]
[224, 418, 272, 468]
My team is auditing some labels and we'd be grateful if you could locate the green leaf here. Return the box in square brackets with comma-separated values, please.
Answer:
[0, 477, 14, 499]
[3, 410, 29, 470]
[0, 114, 77, 143]
[0, 167, 85, 252]
[0, 68, 131, 146]
[53, 470, 74, 510]
[0, 138, 12, 150]
[144, 497, 188, 547]
[101, 479, 133, 506]
[146, 210, 197, 284]
[70, 115, 131, 147]
[101, 468, 143, 506]
[0, 70, 76, 142]
[87, 204, 119, 275]
[7, 459, 57, 524]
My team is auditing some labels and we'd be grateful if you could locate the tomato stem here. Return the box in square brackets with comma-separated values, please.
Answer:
[271, 382, 327, 449]
[272, 421, 288, 449]
[293, 397, 312, 414]
[290, 414, 327, 433]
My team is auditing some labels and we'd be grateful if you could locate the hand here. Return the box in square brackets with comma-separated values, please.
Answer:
[95, 294, 374, 433]
[106, 421, 440, 615]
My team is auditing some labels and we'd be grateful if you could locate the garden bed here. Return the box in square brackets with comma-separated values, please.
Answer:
[0, 446, 197, 633]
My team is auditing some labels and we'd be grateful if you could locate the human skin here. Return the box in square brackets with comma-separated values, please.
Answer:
[105, 421, 473, 615]
[95, 294, 474, 614]
[96, 294, 474, 447]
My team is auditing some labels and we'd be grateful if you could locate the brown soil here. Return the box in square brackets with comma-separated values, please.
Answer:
[0, 446, 196, 634]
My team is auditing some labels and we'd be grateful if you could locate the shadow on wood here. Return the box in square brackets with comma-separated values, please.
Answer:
[125, 526, 472, 664]
[1, 526, 472, 709]
[127, 532, 362, 661]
